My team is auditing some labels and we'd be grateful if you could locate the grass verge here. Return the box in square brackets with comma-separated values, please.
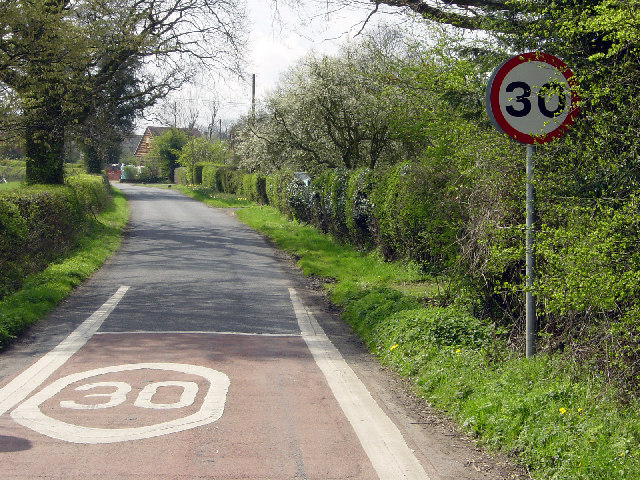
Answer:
[175, 185, 254, 208]
[0, 187, 128, 347]
[234, 204, 640, 480]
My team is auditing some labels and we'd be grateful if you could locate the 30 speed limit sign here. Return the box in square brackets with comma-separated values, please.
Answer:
[486, 52, 579, 144]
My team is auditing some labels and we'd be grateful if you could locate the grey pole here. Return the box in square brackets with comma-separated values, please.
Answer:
[526, 144, 537, 357]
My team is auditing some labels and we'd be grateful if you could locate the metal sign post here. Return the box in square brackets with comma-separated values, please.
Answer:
[485, 52, 579, 357]
[525, 145, 536, 357]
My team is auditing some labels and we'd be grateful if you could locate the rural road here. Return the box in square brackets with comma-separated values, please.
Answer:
[0, 184, 521, 479]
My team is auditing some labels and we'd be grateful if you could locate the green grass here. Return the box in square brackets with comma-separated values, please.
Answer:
[175, 185, 254, 208]
[0, 187, 128, 347]
[0, 181, 20, 191]
[234, 203, 640, 480]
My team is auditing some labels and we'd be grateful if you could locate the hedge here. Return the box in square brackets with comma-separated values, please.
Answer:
[0, 175, 111, 300]
[201, 163, 238, 193]
[239, 172, 268, 204]
[174, 167, 188, 185]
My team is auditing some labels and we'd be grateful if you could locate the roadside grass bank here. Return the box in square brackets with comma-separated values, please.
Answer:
[0, 187, 128, 348]
[175, 185, 253, 208]
[233, 203, 640, 480]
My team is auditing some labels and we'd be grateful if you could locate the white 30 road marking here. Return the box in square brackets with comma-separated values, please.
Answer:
[0, 286, 129, 417]
[289, 288, 430, 480]
[11, 363, 230, 444]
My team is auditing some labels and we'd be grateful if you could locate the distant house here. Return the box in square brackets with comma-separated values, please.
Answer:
[120, 134, 143, 160]
[134, 126, 201, 159]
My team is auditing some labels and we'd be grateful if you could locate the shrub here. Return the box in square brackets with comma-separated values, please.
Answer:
[326, 168, 350, 241]
[308, 170, 333, 233]
[342, 287, 420, 334]
[194, 163, 206, 185]
[218, 166, 239, 193]
[373, 162, 462, 271]
[288, 178, 314, 224]
[174, 167, 188, 185]
[241, 172, 269, 204]
[266, 170, 296, 217]
[387, 307, 491, 350]
[345, 167, 375, 248]
[253, 172, 268, 204]
[201, 164, 217, 189]
[0, 175, 111, 300]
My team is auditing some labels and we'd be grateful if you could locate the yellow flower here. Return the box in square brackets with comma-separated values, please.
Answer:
[455, 349, 462, 353]
[389, 344, 399, 351]
[578, 408, 583, 413]
[559, 407, 567, 415]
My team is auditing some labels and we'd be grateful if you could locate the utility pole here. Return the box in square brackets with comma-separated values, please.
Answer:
[251, 74, 256, 120]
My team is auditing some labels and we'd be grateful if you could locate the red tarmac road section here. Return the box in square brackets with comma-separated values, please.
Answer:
[1, 332, 378, 479]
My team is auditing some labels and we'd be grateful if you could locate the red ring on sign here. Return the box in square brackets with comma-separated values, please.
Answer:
[488, 52, 579, 144]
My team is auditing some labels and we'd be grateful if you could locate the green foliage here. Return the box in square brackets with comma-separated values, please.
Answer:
[239, 172, 268, 204]
[0, 186, 127, 348]
[265, 169, 295, 217]
[345, 167, 375, 248]
[370, 162, 462, 270]
[0, 0, 245, 185]
[388, 307, 492, 350]
[0, 175, 111, 300]
[175, 186, 253, 208]
[0, 159, 26, 182]
[234, 202, 640, 480]
[178, 137, 231, 184]
[147, 128, 187, 182]
[174, 167, 188, 185]
[201, 164, 217, 189]
[200, 163, 241, 193]
[342, 287, 420, 332]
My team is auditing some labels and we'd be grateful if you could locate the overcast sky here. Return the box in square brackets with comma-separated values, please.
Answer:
[140, 0, 416, 133]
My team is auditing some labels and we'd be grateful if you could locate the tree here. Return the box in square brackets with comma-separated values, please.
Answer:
[147, 128, 188, 182]
[235, 33, 408, 173]
[178, 137, 230, 183]
[0, 0, 246, 184]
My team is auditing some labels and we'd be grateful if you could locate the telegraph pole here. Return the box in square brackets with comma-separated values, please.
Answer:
[251, 74, 256, 120]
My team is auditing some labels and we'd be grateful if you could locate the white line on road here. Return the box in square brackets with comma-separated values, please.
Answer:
[0, 286, 129, 417]
[94, 330, 302, 337]
[289, 288, 429, 480]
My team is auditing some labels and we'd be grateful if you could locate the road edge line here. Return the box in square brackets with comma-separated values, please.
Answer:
[0, 286, 129, 416]
[289, 287, 429, 480]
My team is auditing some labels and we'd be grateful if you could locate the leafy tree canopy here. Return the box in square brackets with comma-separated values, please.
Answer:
[0, 0, 246, 183]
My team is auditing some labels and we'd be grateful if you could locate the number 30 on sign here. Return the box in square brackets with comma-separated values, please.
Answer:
[486, 52, 579, 144]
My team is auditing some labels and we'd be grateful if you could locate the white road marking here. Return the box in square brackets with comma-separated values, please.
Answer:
[0, 286, 129, 417]
[94, 331, 301, 337]
[134, 381, 199, 410]
[11, 363, 230, 444]
[289, 288, 430, 480]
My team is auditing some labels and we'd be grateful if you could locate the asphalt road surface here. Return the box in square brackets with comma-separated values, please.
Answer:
[0, 184, 521, 479]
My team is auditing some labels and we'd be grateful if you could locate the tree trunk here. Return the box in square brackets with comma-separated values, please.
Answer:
[85, 144, 102, 174]
[25, 124, 66, 185]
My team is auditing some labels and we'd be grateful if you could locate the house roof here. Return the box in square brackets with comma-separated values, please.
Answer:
[120, 134, 143, 158]
[134, 126, 201, 157]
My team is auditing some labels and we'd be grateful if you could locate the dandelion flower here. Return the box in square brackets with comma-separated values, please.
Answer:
[389, 344, 399, 351]
[559, 407, 567, 415]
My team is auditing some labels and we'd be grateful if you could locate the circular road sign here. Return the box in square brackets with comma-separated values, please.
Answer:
[486, 52, 579, 144]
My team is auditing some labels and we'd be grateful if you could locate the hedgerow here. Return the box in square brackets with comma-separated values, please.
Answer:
[0, 175, 111, 300]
